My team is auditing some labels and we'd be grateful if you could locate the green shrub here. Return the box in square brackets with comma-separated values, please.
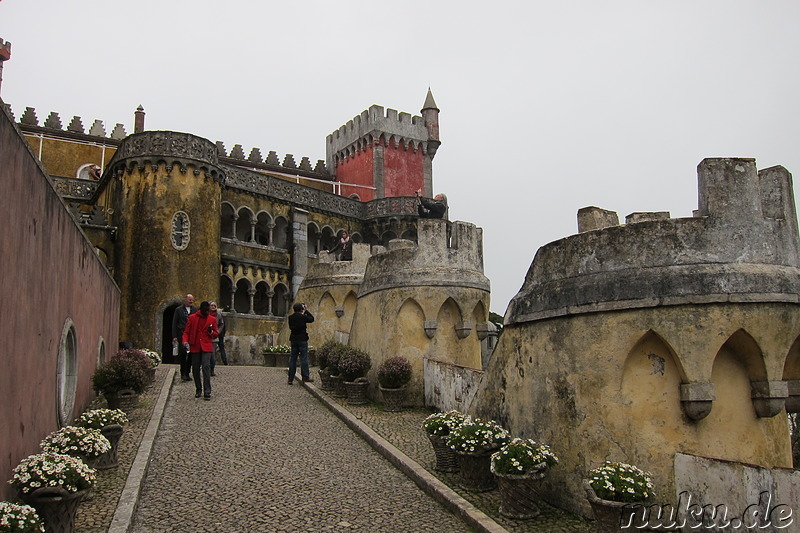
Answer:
[326, 343, 350, 376]
[92, 349, 150, 395]
[377, 356, 412, 388]
[316, 339, 339, 370]
[339, 347, 372, 382]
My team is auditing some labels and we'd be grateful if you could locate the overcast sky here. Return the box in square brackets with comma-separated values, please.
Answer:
[3, 1, 799, 315]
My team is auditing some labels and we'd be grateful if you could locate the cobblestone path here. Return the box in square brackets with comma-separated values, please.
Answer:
[128, 366, 472, 532]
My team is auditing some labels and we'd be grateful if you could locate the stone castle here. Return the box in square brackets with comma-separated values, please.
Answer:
[3, 57, 798, 515]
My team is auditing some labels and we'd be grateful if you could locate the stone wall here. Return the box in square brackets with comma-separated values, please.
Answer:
[424, 359, 483, 412]
[472, 158, 800, 517]
[0, 102, 120, 501]
[673, 454, 799, 532]
[348, 219, 491, 406]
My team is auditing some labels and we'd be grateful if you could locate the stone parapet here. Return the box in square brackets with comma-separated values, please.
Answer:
[359, 220, 489, 297]
[508, 158, 800, 325]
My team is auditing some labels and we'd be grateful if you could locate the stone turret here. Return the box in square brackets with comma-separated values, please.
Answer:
[348, 219, 490, 407]
[107, 131, 225, 348]
[420, 88, 440, 161]
[472, 157, 800, 517]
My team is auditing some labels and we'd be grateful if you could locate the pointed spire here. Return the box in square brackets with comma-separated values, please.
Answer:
[422, 87, 439, 112]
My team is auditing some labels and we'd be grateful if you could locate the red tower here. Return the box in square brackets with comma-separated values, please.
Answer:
[326, 89, 440, 201]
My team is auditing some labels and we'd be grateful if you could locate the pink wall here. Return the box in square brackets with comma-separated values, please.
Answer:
[336, 140, 426, 201]
[383, 141, 425, 198]
[0, 105, 120, 500]
[337, 145, 375, 201]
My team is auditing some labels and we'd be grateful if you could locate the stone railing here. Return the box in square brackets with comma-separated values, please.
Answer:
[53, 176, 98, 200]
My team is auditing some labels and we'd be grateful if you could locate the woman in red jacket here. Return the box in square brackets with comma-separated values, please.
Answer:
[183, 301, 218, 400]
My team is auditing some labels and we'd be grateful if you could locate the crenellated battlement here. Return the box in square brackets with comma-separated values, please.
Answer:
[9, 104, 329, 177]
[325, 104, 433, 169]
[215, 140, 328, 176]
[12, 104, 129, 140]
[508, 157, 800, 324]
[359, 219, 489, 297]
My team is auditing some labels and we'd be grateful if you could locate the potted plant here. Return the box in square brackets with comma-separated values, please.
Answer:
[422, 410, 467, 472]
[490, 438, 559, 519]
[0, 502, 45, 532]
[74, 409, 128, 470]
[91, 349, 150, 414]
[326, 343, 350, 399]
[446, 417, 510, 492]
[40, 426, 111, 468]
[584, 461, 654, 531]
[315, 339, 339, 391]
[262, 344, 291, 367]
[142, 349, 161, 382]
[10, 452, 95, 533]
[377, 356, 412, 412]
[339, 347, 372, 405]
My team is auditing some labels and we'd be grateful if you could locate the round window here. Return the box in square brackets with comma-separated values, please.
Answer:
[57, 320, 78, 427]
[171, 211, 191, 250]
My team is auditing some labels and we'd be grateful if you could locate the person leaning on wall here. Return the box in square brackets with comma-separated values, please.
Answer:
[415, 189, 448, 219]
[325, 230, 352, 261]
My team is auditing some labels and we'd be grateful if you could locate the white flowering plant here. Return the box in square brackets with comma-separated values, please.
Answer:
[490, 438, 559, 476]
[0, 502, 44, 532]
[74, 409, 128, 430]
[40, 426, 111, 460]
[263, 344, 291, 354]
[9, 453, 95, 495]
[142, 349, 161, 368]
[588, 461, 654, 503]
[422, 410, 467, 436]
[446, 418, 510, 454]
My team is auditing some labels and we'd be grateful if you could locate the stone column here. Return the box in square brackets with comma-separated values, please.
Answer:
[291, 208, 308, 297]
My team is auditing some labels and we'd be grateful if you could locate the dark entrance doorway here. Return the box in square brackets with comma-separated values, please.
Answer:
[162, 304, 179, 364]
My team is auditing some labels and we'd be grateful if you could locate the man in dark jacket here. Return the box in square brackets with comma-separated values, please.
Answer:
[415, 189, 448, 219]
[172, 294, 197, 381]
[287, 303, 314, 385]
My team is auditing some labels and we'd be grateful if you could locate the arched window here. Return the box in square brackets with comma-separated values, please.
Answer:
[272, 284, 289, 317]
[220, 275, 234, 311]
[273, 216, 289, 250]
[76, 163, 102, 180]
[307, 223, 320, 255]
[255, 212, 272, 246]
[380, 230, 397, 245]
[97, 338, 106, 366]
[236, 207, 254, 242]
[321, 226, 336, 252]
[57, 320, 78, 427]
[221, 203, 236, 239]
[234, 278, 251, 314]
[254, 281, 270, 315]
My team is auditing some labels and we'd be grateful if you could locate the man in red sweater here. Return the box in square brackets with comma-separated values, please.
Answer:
[183, 301, 218, 400]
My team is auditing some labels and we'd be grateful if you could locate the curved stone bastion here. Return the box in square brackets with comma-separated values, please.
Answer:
[472, 158, 800, 516]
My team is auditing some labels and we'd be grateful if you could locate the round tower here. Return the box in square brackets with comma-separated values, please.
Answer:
[109, 130, 225, 351]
